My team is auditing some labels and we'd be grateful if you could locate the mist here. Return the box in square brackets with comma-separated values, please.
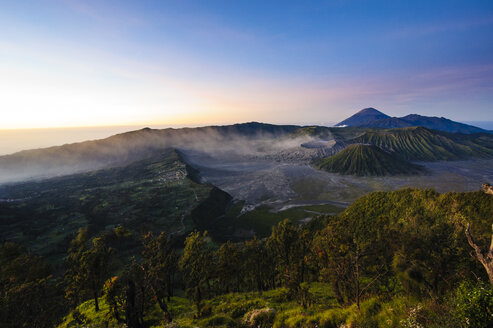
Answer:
[2, 122, 493, 211]
[0, 124, 209, 156]
[0, 123, 337, 185]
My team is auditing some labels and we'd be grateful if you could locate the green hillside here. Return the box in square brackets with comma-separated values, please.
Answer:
[0, 149, 214, 264]
[314, 144, 425, 176]
[352, 126, 493, 161]
[51, 188, 493, 328]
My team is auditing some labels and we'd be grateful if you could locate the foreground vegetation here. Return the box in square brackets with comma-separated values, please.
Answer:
[58, 281, 493, 328]
[1, 187, 493, 327]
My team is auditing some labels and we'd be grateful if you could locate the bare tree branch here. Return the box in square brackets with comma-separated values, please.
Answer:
[482, 183, 493, 196]
[465, 223, 485, 262]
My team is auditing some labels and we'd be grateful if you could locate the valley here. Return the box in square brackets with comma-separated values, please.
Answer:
[2, 118, 493, 258]
[182, 148, 493, 206]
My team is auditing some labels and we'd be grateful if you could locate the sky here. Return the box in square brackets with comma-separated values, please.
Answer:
[0, 0, 492, 129]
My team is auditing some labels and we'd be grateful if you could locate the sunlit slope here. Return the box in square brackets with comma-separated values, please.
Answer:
[352, 127, 493, 161]
[0, 149, 214, 261]
[314, 144, 425, 176]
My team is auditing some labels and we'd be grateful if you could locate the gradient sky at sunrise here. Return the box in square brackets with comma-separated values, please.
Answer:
[1, 0, 492, 129]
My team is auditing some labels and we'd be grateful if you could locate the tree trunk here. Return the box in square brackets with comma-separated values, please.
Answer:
[126, 279, 141, 328]
[92, 280, 99, 312]
[167, 274, 173, 301]
[156, 293, 172, 323]
[355, 251, 360, 310]
[331, 279, 345, 305]
[465, 223, 493, 284]
[195, 286, 202, 317]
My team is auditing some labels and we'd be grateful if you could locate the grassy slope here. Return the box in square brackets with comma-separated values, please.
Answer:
[352, 127, 493, 161]
[58, 188, 492, 327]
[314, 144, 425, 176]
[58, 283, 433, 328]
[0, 149, 212, 264]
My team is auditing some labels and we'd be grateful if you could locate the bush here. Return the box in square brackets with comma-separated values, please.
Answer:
[318, 307, 351, 328]
[200, 314, 235, 327]
[454, 280, 493, 328]
[244, 308, 276, 327]
[200, 303, 213, 318]
[215, 299, 263, 318]
[71, 309, 90, 326]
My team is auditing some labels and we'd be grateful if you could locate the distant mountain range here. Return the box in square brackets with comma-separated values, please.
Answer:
[311, 125, 493, 176]
[352, 126, 493, 161]
[335, 108, 489, 134]
[2, 112, 493, 182]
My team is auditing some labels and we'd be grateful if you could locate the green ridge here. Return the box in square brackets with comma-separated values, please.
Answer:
[0, 149, 214, 264]
[353, 126, 493, 161]
[314, 144, 425, 176]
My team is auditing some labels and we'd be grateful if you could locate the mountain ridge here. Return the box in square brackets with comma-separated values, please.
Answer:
[335, 107, 390, 127]
[2, 120, 493, 184]
[351, 126, 493, 161]
[314, 144, 425, 176]
[336, 108, 488, 134]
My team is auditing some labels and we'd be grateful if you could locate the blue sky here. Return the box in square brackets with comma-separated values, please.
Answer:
[0, 0, 492, 128]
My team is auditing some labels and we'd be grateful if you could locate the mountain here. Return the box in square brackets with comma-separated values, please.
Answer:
[1, 120, 493, 185]
[352, 126, 493, 161]
[335, 107, 390, 127]
[356, 117, 414, 129]
[337, 108, 488, 134]
[314, 144, 425, 176]
[0, 149, 220, 260]
[0, 122, 300, 184]
[397, 114, 487, 134]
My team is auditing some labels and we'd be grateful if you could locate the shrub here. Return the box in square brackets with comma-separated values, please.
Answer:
[454, 280, 493, 328]
[200, 303, 213, 318]
[244, 308, 276, 327]
[71, 309, 90, 325]
[200, 314, 235, 327]
[318, 307, 351, 328]
[216, 299, 262, 318]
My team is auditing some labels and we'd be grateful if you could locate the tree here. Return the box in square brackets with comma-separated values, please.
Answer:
[315, 211, 394, 308]
[179, 231, 213, 317]
[267, 219, 308, 301]
[243, 237, 275, 293]
[392, 216, 460, 299]
[314, 223, 354, 305]
[461, 184, 493, 285]
[104, 261, 151, 328]
[454, 280, 493, 327]
[215, 240, 242, 293]
[0, 242, 66, 328]
[65, 227, 113, 311]
[465, 223, 493, 284]
[141, 231, 178, 323]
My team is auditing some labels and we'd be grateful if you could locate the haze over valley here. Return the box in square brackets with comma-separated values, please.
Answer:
[2, 108, 493, 213]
